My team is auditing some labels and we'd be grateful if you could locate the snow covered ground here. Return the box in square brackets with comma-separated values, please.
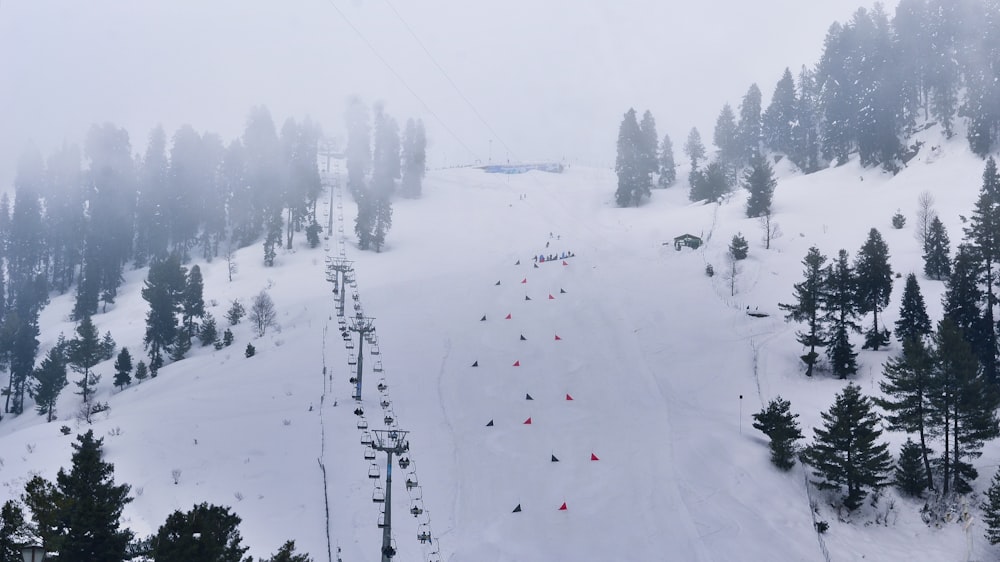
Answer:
[1, 129, 999, 561]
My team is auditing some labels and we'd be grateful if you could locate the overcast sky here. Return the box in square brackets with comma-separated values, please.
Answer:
[0, 0, 896, 185]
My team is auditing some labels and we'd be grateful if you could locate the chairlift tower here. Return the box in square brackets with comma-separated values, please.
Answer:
[325, 257, 354, 313]
[372, 429, 409, 562]
[347, 315, 376, 401]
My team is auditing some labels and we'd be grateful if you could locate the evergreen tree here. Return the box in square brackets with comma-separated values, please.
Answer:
[369, 104, 398, 251]
[68, 315, 103, 404]
[182, 265, 205, 337]
[222, 329, 234, 348]
[895, 438, 929, 497]
[763, 68, 798, 155]
[729, 233, 749, 260]
[142, 255, 186, 373]
[22, 430, 132, 560]
[964, 157, 1000, 382]
[984, 467, 1000, 545]
[171, 328, 192, 362]
[854, 228, 893, 350]
[242, 106, 282, 245]
[930, 318, 1000, 493]
[2, 311, 39, 416]
[737, 83, 763, 164]
[683, 127, 706, 180]
[263, 210, 282, 266]
[245, 343, 256, 358]
[113, 347, 132, 390]
[226, 299, 245, 325]
[801, 383, 893, 510]
[637, 110, 659, 193]
[779, 247, 828, 376]
[134, 361, 149, 383]
[743, 152, 777, 218]
[751, 396, 803, 470]
[614, 108, 644, 207]
[262, 540, 312, 562]
[923, 216, 951, 280]
[792, 66, 822, 173]
[943, 244, 983, 352]
[657, 133, 676, 188]
[823, 249, 861, 378]
[100, 331, 116, 361]
[199, 313, 218, 347]
[31, 345, 67, 422]
[876, 337, 935, 491]
[689, 161, 729, 203]
[150, 503, 249, 562]
[896, 273, 932, 344]
[345, 97, 371, 201]
[400, 118, 427, 198]
[0, 500, 28, 562]
[353, 189, 375, 250]
[713, 103, 740, 179]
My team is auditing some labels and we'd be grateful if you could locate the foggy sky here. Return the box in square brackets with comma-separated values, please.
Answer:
[0, 0, 897, 186]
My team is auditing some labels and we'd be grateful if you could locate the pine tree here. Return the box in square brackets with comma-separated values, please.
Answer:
[226, 299, 245, 326]
[263, 210, 282, 266]
[713, 104, 740, 179]
[689, 161, 729, 203]
[245, 343, 256, 358]
[801, 383, 893, 510]
[142, 255, 186, 373]
[729, 234, 749, 261]
[752, 396, 803, 470]
[854, 228, 893, 350]
[22, 430, 132, 560]
[0, 500, 28, 562]
[199, 313, 218, 347]
[983, 467, 1000, 545]
[150, 503, 249, 562]
[113, 348, 132, 390]
[779, 247, 828, 376]
[615, 108, 643, 207]
[683, 127, 706, 178]
[896, 273, 932, 344]
[637, 110, 659, 194]
[923, 216, 951, 280]
[763, 68, 797, 155]
[792, 66, 822, 173]
[895, 438, 929, 497]
[31, 345, 67, 422]
[943, 244, 983, 351]
[171, 327, 192, 362]
[68, 315, 103, 404]
[134, 361, 149, 383]
[876, 337, 935, 492]
[658, 133, 676, 188]
[182, 265, 205, 337]
[737, 83, 763, 164]
[100, 331, 115, 361]
[262, 540, 313, 562]
[930, 318, 1000, 494]
[743, 153, 777, 218]
[400, 118, 427, 198]
[964, 157, 1000, 382]
[823, 249, 861, 378]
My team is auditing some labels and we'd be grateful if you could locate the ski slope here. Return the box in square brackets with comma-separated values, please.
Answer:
[1, 128, 999, 560]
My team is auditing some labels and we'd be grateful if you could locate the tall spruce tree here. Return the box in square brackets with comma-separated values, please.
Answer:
[896, 273, 932, 344]
[743, 153, 777, 218]
[22, 430, 132, 560]
[823, 249, 861, 378]
[615, 108, 644, 207]
[984, 467, 1000, 545]
[801, 383, 892, 510]
[713, 104, 740, 180]
[113, 347, 132, 390]
[637, 110, 659, 194]
[763, 68, 798, 155]
[876, 337, 935, 491]
[31, 344, 67, 422]
[142, 255, 186, 374]
[752, 396, 803, 470]
[854, 228, 893, 350]
[964, 156, 1000, 382]
[400, 118, 427, 198]
[0, 500, 28, 562]
[68, 316, 102, 404]
[683, 127, 706, 179]
[182, 265, 205, 337]
[150, 503, 249, 562]
[930, 318, 1000, 494]
[895, 438, 930, 497]
[737, 83, 763, 164]
[943, 244, 984, 353]
[923, 216, 951, 280]
[658, 133, 676, 188]
[779, 247, 828, 376]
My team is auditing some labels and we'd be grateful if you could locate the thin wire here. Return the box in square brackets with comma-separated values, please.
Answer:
[320, 0, 480, 162]
[381, 0, 514, 161]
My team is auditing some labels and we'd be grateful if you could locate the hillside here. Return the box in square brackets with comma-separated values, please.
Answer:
[1, 129, 999, 561]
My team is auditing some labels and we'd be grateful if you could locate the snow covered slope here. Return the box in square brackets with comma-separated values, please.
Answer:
[1, 131, 998, 561]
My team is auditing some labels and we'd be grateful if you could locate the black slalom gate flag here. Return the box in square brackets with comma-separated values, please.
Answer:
[481, 315, 487, 321]
[513, 504, 522, 513]
[526, 393, 533, 400]
[551, 454, 559, 462]
[472, 360, 479, 367]
[520, 334, 527, 341]
[486, 419, 494, 427]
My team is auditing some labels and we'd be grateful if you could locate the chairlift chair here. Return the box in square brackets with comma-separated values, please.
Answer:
[345, 341, 355, 350]
[410, 503, 423, 516]
[368, 463, 380, 479]
[372, 486, 385, 503]
[398, 456, 410, 469]
[373, 362, 383, 373]
[371, 346, 381, 356]
[377, 382, 387, 392]
[360, 432, 373, 446]
[417, 523, 431, 544]
[405, 477, 418, 490]
[377, 512, 386, 528]
[357, 419, 368, 430]
[380, 399, 390, 409]
[364, 447, 375, 460]
[348, 358, 357, 366]
[384, 415, 394, 426]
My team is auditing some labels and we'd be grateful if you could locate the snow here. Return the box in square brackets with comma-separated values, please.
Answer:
[1, 128, 998, 561]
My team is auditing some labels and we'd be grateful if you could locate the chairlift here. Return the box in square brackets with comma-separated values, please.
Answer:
[417, 523, 431, 543]
[364, 447, 375, 460]
[357, 419, 368, 430]
[345, 341, 355, 350]
[360, 432, 373, 446]
[371, 346, 381, 356]
[377, 512, 386, 528]
[380, 400, 390, 409]
[372, 485, 385, 503]
[349, 377, 358, 384]
[410, 503, 423, 516]
[377, 382, 387, 392]
[384, 415, 394, 426]
[373, 362, 383, 373]
[398, 456, 410, 469]
[348, 358, 357, 366]
[368, 463, 380, 479]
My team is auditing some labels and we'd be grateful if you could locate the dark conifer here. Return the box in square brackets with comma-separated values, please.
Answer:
[737, 83, 763, 164]
[763, 68, 797, 155]
[896, 273, 932, 344]
[199, 313, 218, 347]
[658, 133, 676, 188]
[823, 249, 860, 378]
[150, 503, 248, 562]
[923, 216, 951, 280]
[31, 345, 67, 422]
[743, 153, 776, 218]
[0, 499, 28, 562]
[801, 383, 892, 510]
[729, 234, 749, 261]
[113, 348, 132, 390]
[142, 255, 186, 373]
[854, 228, 893, 350]
[615, 108, 643, 207]
[895, 438, 929, 497]
[983, 467, 1000, 545]
[68, 316, 103, 404]
[752, 396, 803, 470]
[876, 337, 935, 491]
[779, 247, 828, 376]
[182, 265, 205, 337]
